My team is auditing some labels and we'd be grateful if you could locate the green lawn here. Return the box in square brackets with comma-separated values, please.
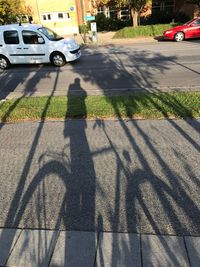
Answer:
[0, 92, 199, 122]
[113, 23, 179, 39]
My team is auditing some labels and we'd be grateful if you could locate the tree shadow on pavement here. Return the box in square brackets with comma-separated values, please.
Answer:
[70, 47, 200, 265]
[0, 46, 199, 266]
[0, 78, 101, 266]
[0, 65, 60, 130]
[0, 66, 63, 265]
[0, 65, 45, 100]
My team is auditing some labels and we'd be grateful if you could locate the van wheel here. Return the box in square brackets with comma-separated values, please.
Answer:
[0, 56, 10, 69]
[50, 52, 66, 67]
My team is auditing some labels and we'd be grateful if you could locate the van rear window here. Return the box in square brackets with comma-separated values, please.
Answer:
[4, 31, 19, 44]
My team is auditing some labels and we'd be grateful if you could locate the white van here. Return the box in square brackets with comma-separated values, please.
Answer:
[0, 23, 81, 69]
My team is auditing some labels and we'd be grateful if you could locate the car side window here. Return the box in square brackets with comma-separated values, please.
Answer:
[3, 31, 19, 44]
[22, 30, 45, 44]
[193, 19, 200, 26]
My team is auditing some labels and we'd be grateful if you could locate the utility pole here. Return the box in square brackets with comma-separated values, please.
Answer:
[80, 0, 86, 43]
[35, 0, 41, 24]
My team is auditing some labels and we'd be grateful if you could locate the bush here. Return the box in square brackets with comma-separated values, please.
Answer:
[141, 10, 190, 25]
[95, 13, 132, 32]
[113, 23, 178, 38]
[79, 23, 90, 34]
[141, 11, 173, 25]
[173, 11, 190, 23]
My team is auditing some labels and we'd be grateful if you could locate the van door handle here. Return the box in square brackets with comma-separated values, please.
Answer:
[23, 48, 29, 50]
[17, 47, 22, 49]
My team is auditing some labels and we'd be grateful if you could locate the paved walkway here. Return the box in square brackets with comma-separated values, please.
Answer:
[1, 228, 200, 266]
[0, 119, 200, 266]
[65, 31, 156, 46]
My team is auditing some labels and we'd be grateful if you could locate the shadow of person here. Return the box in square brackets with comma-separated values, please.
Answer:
[65, 78, 87, 118]
[63, 78, 96, 231]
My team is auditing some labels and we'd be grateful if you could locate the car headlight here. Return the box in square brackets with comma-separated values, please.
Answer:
[165, 30, 173, 34]
[67, 43, 73, 49]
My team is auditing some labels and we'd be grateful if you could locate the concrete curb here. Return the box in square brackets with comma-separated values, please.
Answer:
[1, 228, 200, 266]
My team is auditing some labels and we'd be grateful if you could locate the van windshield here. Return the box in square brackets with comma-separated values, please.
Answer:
[38, 27, 63, 41]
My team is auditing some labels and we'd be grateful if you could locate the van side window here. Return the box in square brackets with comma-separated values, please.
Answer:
[22, 30, 45, 44]
[4, 31, 19, 44]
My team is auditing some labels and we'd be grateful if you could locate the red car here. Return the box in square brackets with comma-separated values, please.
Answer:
[163, 17, 200, 42]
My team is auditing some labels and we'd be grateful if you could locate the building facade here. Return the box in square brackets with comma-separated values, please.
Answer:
[24, 0, 200, 35]
[152, 0, 200, 18]
[25, 0, 82, 35]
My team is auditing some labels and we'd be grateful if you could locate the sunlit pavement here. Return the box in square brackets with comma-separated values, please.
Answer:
[1, 228, 200, 266]
[0, 119, 200, 266]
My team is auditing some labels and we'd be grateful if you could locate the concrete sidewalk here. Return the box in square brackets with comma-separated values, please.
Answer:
[66, 31, 156, 46]
[1, 228, 200, 267]
[0, 119, 200, 267]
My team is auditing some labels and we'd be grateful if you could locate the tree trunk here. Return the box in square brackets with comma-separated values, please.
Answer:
[131, 8, 138, 28]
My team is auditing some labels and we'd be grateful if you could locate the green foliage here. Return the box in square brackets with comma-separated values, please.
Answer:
[0, 0, 26, 24]
[96, 0, 150, 27]
[173, 11, 191, 23]
[79, 24, 90, 34]
[141, 11, 173, 25]
[95, 13, 132, 31]
[0, 92, 199, 121]
[141, 11, 190, 25]
[129, 0, 148, 11]
[113, 23, 179, 38]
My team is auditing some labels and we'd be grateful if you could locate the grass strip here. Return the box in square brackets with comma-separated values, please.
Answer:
[0, 92, 199, 122]
[113, 23, 179, 39]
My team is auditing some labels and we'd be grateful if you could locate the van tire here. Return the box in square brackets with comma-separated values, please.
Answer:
[0, 55, 10, 69]
[50, 52, 66, 67]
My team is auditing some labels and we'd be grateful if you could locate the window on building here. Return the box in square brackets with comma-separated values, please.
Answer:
[42, 15, 47, 20]
[152, 0, 175, 13]
[64, 12, 70, 19]
[58, 13, 64, 19]
[41, 14, 52, 21]
[41, 12, 70, 22]
[3, 31, 19, 44]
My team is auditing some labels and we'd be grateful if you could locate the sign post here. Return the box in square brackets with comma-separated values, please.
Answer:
[90, 22, 97, 44]
[84, 15, 95, 21]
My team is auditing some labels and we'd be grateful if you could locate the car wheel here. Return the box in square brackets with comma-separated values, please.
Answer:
[50, 52, 66, 67]
[0, 55, 10, 69]
[174, 32, 184, 42]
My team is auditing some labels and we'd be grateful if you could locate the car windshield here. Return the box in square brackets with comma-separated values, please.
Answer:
[38, 27, 63, 41]
[184, 19, 195, 25]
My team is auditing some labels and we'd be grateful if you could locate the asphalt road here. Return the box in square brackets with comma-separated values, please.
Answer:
[0, 119, 200, 235]
[0, 40, 200, 99]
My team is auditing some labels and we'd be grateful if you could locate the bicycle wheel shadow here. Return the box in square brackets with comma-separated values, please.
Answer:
[0, 78, 98, 266]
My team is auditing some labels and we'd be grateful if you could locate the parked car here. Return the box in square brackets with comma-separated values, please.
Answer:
[163, 17, 200, 42]
[0, 23, 81, 69]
